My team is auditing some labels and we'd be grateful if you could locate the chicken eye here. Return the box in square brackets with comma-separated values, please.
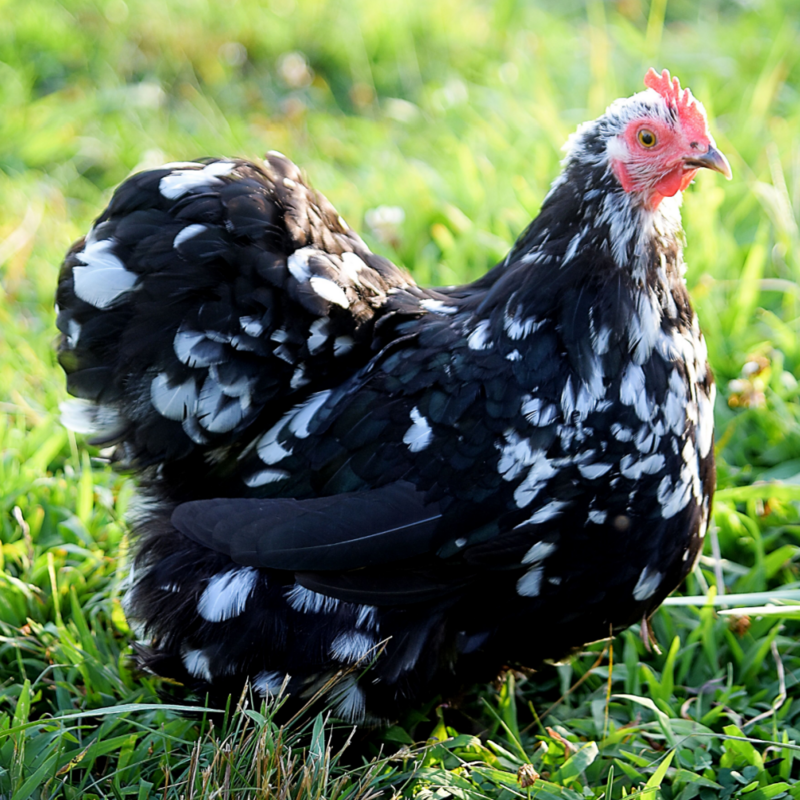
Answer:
[637, 129, 657, 148]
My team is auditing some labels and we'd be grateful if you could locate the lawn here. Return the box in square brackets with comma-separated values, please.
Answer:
[2, 0, 800, 796]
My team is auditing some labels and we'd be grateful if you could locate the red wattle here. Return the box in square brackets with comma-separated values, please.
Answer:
[655, 167, 698, 199]
[648, 167, 698, 210]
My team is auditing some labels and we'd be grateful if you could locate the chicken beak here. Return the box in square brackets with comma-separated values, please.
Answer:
[684, 144, 732, 180]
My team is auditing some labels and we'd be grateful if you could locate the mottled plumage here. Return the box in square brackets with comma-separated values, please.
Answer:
[56, 70, 729, 723]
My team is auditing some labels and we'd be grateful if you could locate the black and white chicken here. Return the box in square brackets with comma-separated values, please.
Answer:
[56, 69, 730, 723]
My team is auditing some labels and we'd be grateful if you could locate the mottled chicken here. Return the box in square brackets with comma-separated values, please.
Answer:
[56, 69, 730, 723]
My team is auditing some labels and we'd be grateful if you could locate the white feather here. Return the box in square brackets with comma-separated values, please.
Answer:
[517, 567, 544, 597]
[619, 363, 652, 422]
[256, 426, 293, 465]
[287, 390, 332, 438]
[339, 251, 366, 285]
[244, 468, 290, 487]
[285, 584, 340, 614]
[72, 238, 138, 309]
[330, 631, 377, 663]
[307, 317, 330, 354]
[403, 407, 433, 452]
[522, 541, 557, 565]
[150, 373, 198, 420]
[620, 453, 665, 480]
[173, 223, 207, 249]
[513, 452, 558, 509]
[333, 336, 354, 357]
[516, 500, 568, 528]
[521, 397, 558, 428]
[197, 377, 246, 433]
[309, 276, 350, 308]
[173, 327, 226, 368]
[420, 298, 457, 315]
[504, 308, 542, 341]
[183, 649, 212, 681]
[697, 385, 715, 458]
[290, 364, 310, 390]
[66, 318, 82, 348]
[467, 319, 493, 350]
[633, 566, 663, 601]
[578, 462, 612, 480]
[331, 676, 366, 722]
[287, 247, 314, 281]
[159, 161, 235, 200]
[197, 568, 258, 622]
[254, 671, 289, 697]
[239, 315, 265, 337]
[656, 470, 692, 519]
[59, 399, 124, 437]
[497, 430, 533, 480]
[355, 605, 379, 630]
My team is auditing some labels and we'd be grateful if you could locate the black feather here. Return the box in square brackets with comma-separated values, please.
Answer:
[56, 88, 721, 722]
[172, 481, 442, 571]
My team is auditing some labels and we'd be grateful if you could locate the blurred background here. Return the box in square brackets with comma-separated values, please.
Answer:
[4, 0, 800, 419]
[3, 0, 800, 796]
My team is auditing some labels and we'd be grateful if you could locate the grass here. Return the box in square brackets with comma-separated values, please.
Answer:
[2, 0, 800, 795]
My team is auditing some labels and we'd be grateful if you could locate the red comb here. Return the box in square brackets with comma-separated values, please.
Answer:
[644, 68, 708, 138]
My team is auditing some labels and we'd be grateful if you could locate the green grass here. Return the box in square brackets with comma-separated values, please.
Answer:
[3, 0, 800, 796]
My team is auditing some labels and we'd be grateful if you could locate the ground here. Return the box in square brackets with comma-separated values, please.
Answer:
[2, 0, 800, 797]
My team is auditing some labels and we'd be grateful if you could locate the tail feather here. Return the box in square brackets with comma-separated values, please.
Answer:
[56, 154, 418, 498]
[122, 508, 481, 722]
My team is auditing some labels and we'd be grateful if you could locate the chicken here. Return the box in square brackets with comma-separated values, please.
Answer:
[56, 69, 730, 723]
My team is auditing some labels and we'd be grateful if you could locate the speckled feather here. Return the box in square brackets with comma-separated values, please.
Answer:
[57, 83, 718, 722]
[56, 154, 425, 500]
